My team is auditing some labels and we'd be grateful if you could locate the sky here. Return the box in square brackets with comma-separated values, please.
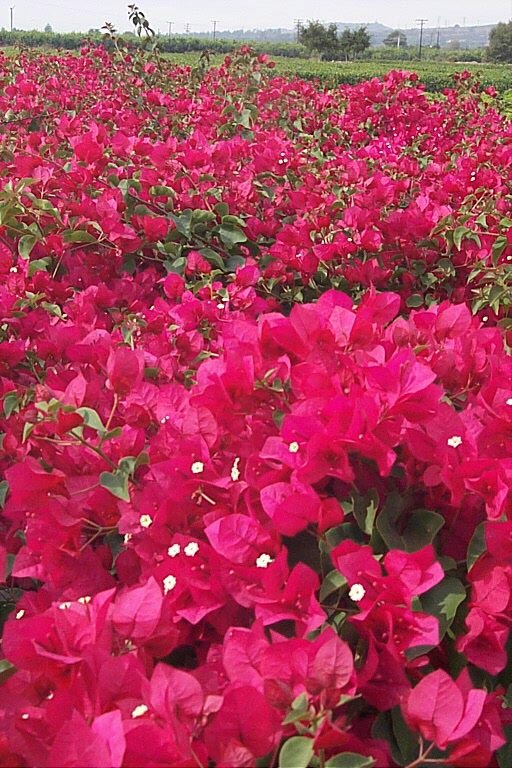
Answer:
[6, 0, 512, 34]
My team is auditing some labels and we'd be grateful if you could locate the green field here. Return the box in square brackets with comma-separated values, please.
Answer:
[163, 52, 512, 93]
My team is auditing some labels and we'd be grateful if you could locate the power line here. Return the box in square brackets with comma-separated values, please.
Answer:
[416, 18, 428, 60]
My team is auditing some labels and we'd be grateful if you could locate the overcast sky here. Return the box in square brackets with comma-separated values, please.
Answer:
[7, 0, 512, 34]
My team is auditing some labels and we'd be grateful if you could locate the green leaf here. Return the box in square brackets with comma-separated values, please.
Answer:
[406, 294, 423, 308]
[376, 497, 444, 552]
[352, 490, 378, 535]
[199, 247, 225, 271]
[63, 229, 97, 244]
[3, 391, 20, 419]
[28, 257, 52, 276]
[171, 209, 193, 239]
[325, 754, 374, 768]
[99, 471, 130, 502]
[218, 223, 248, 248]
[0, 659, 16, 685]
[401, 510, 445, 552]
[76, 407, 105, 433]
[222, 214, 245, 227]
[282, 692, 310, 724]
[372, 709, 417, 766]
[497, 725, 512, 768]
[18, 234, 37, 260]
[319, 569, 347, 602]
[453, 226, 470, 251]
[279, 736, 314, 768]
[420, 576, 466, 638]
[0, 480, 8, 508]
[466, 522, 486, 571]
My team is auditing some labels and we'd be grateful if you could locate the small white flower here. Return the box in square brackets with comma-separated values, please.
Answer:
[163, 574, 177, 594]
[191, 461, 204, 475]
[139, 514, 153, 528]
[167, 543, 181, 558]
[256, 553, 274, 568]
[58, 602, 72, 610]
[288, 441, 300, 454]
[15, 609, 25, 619]
[184, 541, 199, 557]
[348, 583, 366, 602]
[77, 596, 91, 605]
[9, 266, 17, 273]
[447, 435, 463, 448]
[482, 316, 489, 322]
[21, 713, 29, 720]
[131, 704, 149, 719]
[124, 533, 132, 544]
[217, 303, 225, 310]
[231, 457, 241, 481]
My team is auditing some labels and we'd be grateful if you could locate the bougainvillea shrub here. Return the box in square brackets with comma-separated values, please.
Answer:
[0, 38, 512, 767]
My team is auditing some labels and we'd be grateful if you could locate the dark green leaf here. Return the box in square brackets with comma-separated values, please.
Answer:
[420, 576, 466, 638]
[467, 522, 486, 571]
[0, 659, 16, 685]
[0, 480, 8, 508]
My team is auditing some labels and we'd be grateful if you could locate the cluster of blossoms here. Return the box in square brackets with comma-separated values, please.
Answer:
[0, 42, 512, 766]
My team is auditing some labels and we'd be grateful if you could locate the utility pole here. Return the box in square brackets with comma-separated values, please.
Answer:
[294, 19, 303, 43]
[212, 20, 218, 41]
[167, 21, 173, 38]
[416, 18, 428, 60]
[9, 6, 14, 32]
[185, 23, 190, 34]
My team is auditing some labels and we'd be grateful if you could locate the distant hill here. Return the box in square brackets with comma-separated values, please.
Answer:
[186, 22, 496, 49]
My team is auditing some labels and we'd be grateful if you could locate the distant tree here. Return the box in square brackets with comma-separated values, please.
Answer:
[487, 22, 512, 62]
[383, 30, 408, 48]
[339, 26, 371, 60]
[351, 26, 371, 58]
[44, 23, 53, 33]
[299, 20, 340, 59]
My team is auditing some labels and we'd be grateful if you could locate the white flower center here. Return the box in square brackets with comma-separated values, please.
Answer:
[77, 596, 91, 605]
[15, 609, 25, 619]
[163, 574, 177, 594]
[288, 441, 300, 453]
[506, 398, 512, 406]
[167, 543, 181, 558]
[256, 553, 274, 568]
[447, 435, 462, 448]
[231, 457, 241, 481]
[131, 704, 149, 719]
[191, 461, 204, 474]
[58, 602, 72, 610]
[123, 533, 132, 544]
[139, 514, 153, 528]
[348, 583, 366, 602]
[184, 541, 199, 557]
